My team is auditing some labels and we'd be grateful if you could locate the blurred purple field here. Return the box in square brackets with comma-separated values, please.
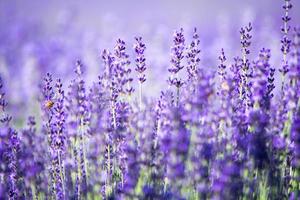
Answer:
[0, 0, 300, 199]
[1, 0, 299, 102]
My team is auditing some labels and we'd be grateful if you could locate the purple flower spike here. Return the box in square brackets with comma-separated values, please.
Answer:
[0, 76, 8, 113]
[134, 36, 147, 108]
[134, 36, 147, 84]
[240, 23, 253, 111]
[53, 78, 66, 199]
[66, 61, 91, 199]
[53, 79, 66, 152]
[218, 48, 227, 79]
[102, 49, 119, 103]
[114, 39, 134, 96]
[168, 28, 185, 88]
[252, 48, 273, 111]
[186, 28, 201, 79]
[168, 28, 186, 106]
[217, 48, 229, 98]
[280, 0, 293, 82]
[7, 128, 22, 199]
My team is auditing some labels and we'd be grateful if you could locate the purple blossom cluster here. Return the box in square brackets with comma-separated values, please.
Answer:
[0, 0, 300, 199]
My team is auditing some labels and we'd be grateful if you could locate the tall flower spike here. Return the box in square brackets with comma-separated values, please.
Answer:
[74, 60, 90, 128]
[41, 73, 55, 112]
[134, 36, 147, 84]
[52, 78, 66, 199]
[41, 73, 67, 199]
[75, 60, 89, 197]
[134, 36, 147, 109]
[0, 76, 8, 112]
[41, 72, 55, 151]
[229, 57, 243, 103]
[239, 23, 253, 111]
[53, 79, 66, 152]
[218, 48, 227, 81]
[114, 39, 134, 97]
[6, 128, 22, 199]
[218, 48, 228, 99]
[102, 49, 119, 103]
[168, 28, 185, 79]
[66, 60, 90, 199]
[0, 76, 11, 125]
[217, 49, 231, 135]
[279, 0, 292, 86]
[40, 72, 55, 157]
[168, 28, 185, 106]
[252, 48, 272, 111]
[186, 28, 201, 79]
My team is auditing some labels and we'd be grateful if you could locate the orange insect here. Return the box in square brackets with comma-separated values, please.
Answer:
[44, 100, 54, 109]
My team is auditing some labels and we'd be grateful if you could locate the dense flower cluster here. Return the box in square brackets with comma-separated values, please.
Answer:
[0, 0, 300, 199]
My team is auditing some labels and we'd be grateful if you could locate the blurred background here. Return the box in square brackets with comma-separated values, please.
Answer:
[0, 0, 299, 122]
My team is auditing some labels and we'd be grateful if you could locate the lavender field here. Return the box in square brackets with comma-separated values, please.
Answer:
[0, 0, 300, 199]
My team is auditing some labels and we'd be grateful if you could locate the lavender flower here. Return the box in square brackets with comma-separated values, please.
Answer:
[252, 48, 272, 111]
[53, 79, 66, 153]
[40, 73, 57, 197]
[40, 73, 67, 199]
[6, 128, 22, 199]
[1, 1, 300, 198]
[52, 78, 66, 199]
[186, 28, 201, 79]
[66, 61, 91, 199]
[102, 49, 119, 105]
[239, 23, 253, 111]
[279, 0, 293, 81]
[168, 28, 185, 76]
[134, 36, 147, 109]
[217, 48, 229, 102]
[168, 28, 185, 106]
[114, 39, 134, 97]
[134, 36, 147, 84]
[0, 76, 8, 114]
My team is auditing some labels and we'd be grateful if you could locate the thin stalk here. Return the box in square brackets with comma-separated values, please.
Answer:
[176, 86, 180, 107]
[139, 82, 142, 110]
[58, 151, 66, 198]
[79, 120, 88, 199]
[30, 183, 37, 200]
